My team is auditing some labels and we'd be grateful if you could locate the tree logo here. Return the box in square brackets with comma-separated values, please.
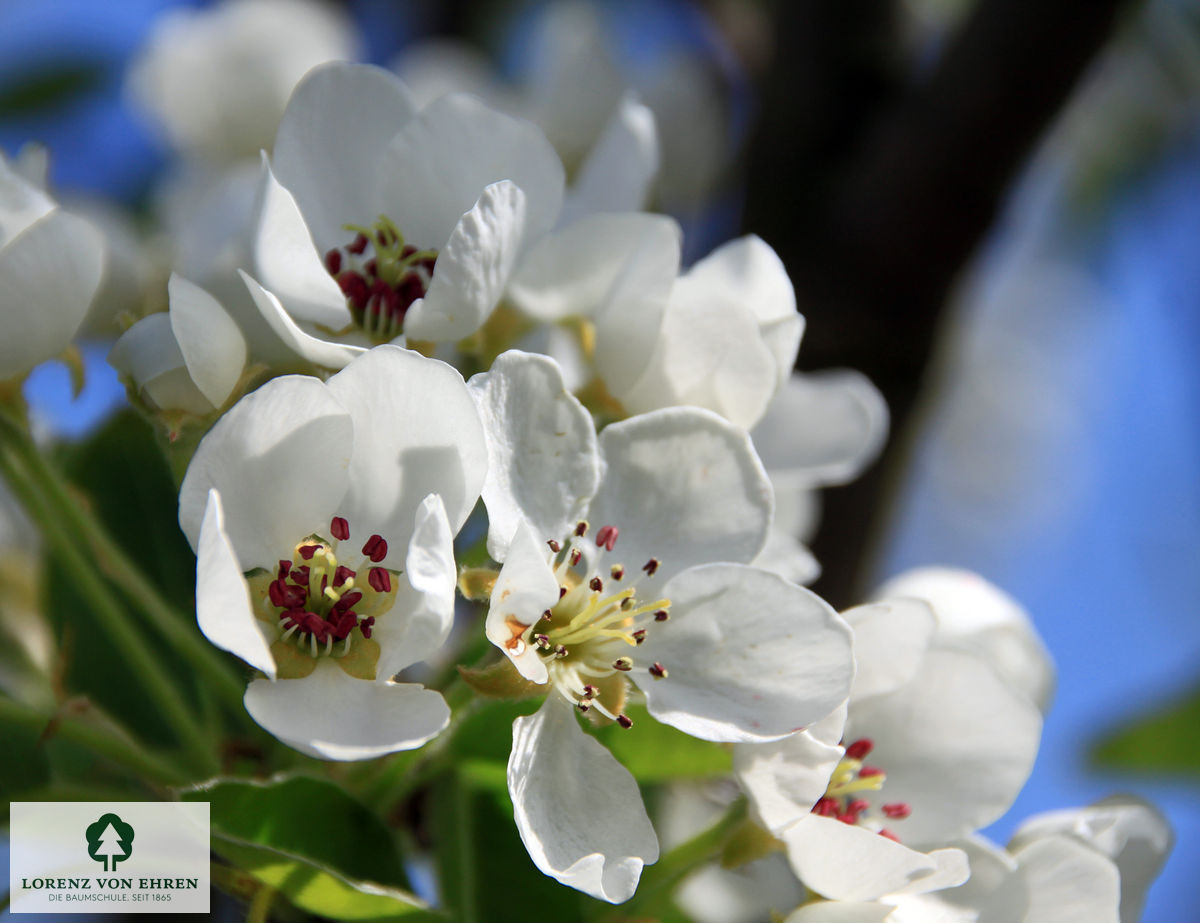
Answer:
[85, 813, 134, 872]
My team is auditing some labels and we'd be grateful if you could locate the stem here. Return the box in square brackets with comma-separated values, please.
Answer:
[0, 410, 246, 712]
[0, 696, 187, 786]
[0, 443, 218, 775]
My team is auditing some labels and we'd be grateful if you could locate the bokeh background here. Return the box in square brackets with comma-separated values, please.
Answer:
[2, 0, 1197, 918]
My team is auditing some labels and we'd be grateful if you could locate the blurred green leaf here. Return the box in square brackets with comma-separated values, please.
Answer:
[209, 834, 438, 922]
[182, 774, 410, 890]
[1092, 685, 1200, 775]
[593, 706, 732, 782]
[0, 62, 107, 117]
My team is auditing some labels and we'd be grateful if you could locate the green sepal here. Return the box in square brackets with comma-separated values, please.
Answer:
[719, 818, 784, 869]
[270, 640, 318, 680]
[457, 658, 542, 699]
[335, 637, 381, 681]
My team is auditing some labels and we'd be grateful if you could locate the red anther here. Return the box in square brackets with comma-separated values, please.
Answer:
[269, 579, 305, 609]
[559, 586, 568, 599]
[330, 516, 350, 540]
[364, 257, 378, 279]
[595, 525, 619, 551]
[882, 803, 912, 819]
[277, 559, 292, 580]
[329, 611, 357, 640]
[613, 658, 633, 672]
[813, 797, 839, 817]
[589, 576, 604, 592]
[632, 629, 647, 644]
[574, 521, 588, 537]
[642, 558, 660, 576]
[845, 738, 874, 761]
[569, 548, 582, 566]
[298, 544, 320, 560]
[858, 766, 884, 778]
[358, 616, 375, 639]
[617, 714, 633, 729]
[332, 590, 363, 614]
[290, 565, 310, 584]
[610, 565, 625, 580]
[582, 685, 597, 698]
[362, 534, 388, 562]
[368, 567, 392, 593]
[847, 799, 871, 815]
[396, 273, 425, 311]
[400, 244, 417, 259]
[878, 829, 900, 842]
[547, 539, 561, 553]
[379, 284, 401, 321]
[654, 609, 669, 622]
[347, 233, 368, 255]
[576, 702, 590, 713]
[836, 812, 858, 825]
[336, 271, 368, 309]
[324, 249, 342, 275]
[648, 662, 667, 678]
[333, 565, 356, 588]
[541, 609, 553, 621]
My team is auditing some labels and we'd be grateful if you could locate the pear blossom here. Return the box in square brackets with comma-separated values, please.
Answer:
[509, 218, 802, 430]
[242, 61, 565, 369]
[108, 274, 247, 422]
[128, 0, 358, 164]
[735, 595, 1044, 903]
[468, 351, 854, 902]
[875, 567, 1055, 712]
[177, 346, 487, 759]
[0, 151, 105, 382]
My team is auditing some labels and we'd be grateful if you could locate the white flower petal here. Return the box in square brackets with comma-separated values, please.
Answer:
[588, 408, 772, 585]
[842, 599, 937, 701]
[486, 521, 560, 683]
[377, 92, 564, 249]
[781, 815, 967, 902]
[735, 722, 846, 835]
[272, 62, 417, 253]
[1011, 835, 1120, 923]
[169, 274, 247, 409]
[676, 854, 807, 923]
[509, 698, 659, 903]
[874, 568, 1054, 713]
[642, 564, 853, 742]
[178, 374, 353, 566]
[559, 94, 659, 226]
[324, 345, 487, 558]
[845, 649, 1042, 844]
[752, 371, 889, 488]
[244, 662, 449, 761]
[0, 209, 104, 380]
[751, 528, 821, 585]
[1008, 795, 1172, 923]
[374, 494, 458, 677]
[240, 270, 365, 370]
[252, 155, 352, 331]
[591, 218, 680, 396]
[0, 152, 53, 245]
[196, 489, 276, 678]
[785, 902, 895, 923]
[467, 350, 599, 560]
[403, 180, 527, 342]
[507, 212, 680, 322]
[108, 313, 213, 416]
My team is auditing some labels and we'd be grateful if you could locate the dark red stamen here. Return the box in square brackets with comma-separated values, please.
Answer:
[347, 233, 368, 255]
[589, 576, 603, 592]
[336, 271, 369, 309]
[358, 616, 375, 639]
[882, 803, 911, 819]
[330, 516, 350, 540]
[595, 525, 619, 551]
[617, 714, 633, 729]
[368, 567, 392, 593]
[858, 766, 884, 778]
[878, 829, 900, 842]
[654, 609, 669, 621]
[324, 249, 342, 275]
[547, 539, 561, 553]
[362, 534, 388, 562]
[642, 558, 660, 576]
[845, 738, 874, 761]
[333, 565, 356, 588]
[813, 797, 839, 817]
[574, 521, 588, 537]
[298, 544, 320, 560]
[648, 662, 667, 678]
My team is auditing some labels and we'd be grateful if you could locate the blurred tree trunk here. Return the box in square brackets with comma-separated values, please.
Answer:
[741, 0, 1135, 608]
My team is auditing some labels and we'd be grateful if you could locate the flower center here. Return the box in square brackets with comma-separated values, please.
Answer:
[527, 520, 671, 729]
[323, 216, 437, 344]
[248, 516, 400, 679]
[812, 738, 911, 841]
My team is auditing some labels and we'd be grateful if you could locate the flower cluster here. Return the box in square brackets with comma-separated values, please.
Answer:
[0, 7, 1173, 921]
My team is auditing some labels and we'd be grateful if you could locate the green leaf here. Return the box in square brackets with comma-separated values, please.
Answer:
[0, 62, 106, 116]
[1092, 684, 1200, 775]
[182, 774, 410, 890]
[210, 834, 439, 922]
[592, 706, 732, 782]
